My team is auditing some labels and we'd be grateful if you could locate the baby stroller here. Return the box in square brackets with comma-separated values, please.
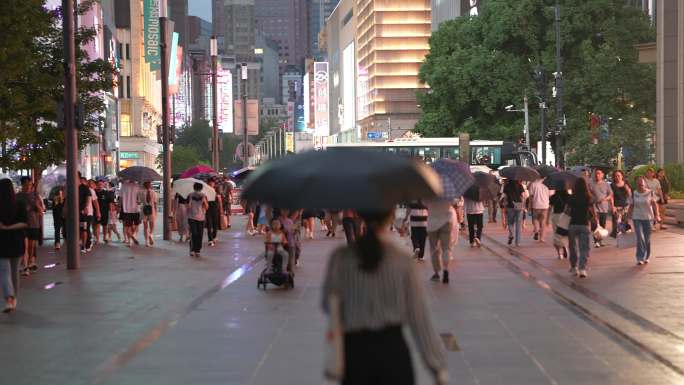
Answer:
[257, 242, 294, 290]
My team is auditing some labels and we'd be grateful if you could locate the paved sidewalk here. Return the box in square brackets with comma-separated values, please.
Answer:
[2, 216, 684, 385]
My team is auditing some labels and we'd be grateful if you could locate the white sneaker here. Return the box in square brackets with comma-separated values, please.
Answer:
[579, 269, 588, 278]
[569, 267, 578, 276]
[474, 238, 481, 247]
[637, 260, 644, 265]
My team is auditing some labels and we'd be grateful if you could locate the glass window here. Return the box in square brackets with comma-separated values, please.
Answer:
[126, 76, 131, 98]
[442, 146, 459, 159]
[471, 146, 502, 166]
[415, 147, 439, 164]
[120, 114, 132, 137]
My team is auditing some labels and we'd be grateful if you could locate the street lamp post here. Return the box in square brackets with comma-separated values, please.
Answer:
[210, 36, 219, 171]
[554, 0, 565, 169]
[63, 0, 79, 269]
[505, 96, 530, 146]
[160, 15, 172, 241]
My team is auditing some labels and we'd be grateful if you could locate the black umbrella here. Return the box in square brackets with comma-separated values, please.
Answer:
[241, 149, 442, 210]
[499, 166, 541, 182]
[117, 166, 162, 182]
[544, 171, 578, 191]
[535, 165, 558, 178]
[463, 172, 500, 201]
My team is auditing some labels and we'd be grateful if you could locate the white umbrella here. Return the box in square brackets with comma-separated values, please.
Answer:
[172, 178, 216, 201]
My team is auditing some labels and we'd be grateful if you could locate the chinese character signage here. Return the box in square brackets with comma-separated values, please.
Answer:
[287, 101, 295, 132]
[313, 62, 329, 136]
[143, 0, 161, 71]
[217, 66, 233, 133]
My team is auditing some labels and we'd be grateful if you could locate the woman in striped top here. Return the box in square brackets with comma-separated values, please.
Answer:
[322, 209, 448, 385]
[404, 201, 428, 260]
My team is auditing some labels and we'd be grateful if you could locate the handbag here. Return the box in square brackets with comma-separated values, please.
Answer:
[555, 205, 571, 236]
[324, 294, 345, 381]
[593, 225, 609, 240]
[617, 231, 637, 249]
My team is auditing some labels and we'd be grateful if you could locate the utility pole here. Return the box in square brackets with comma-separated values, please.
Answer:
[241, 64, 249, 167]
[535, 66, 547, 165]
[63, 0, 79, 269]
[554, 0, 565, 169]
[210, 36, 219, 170]
[160, 16, 172, 241]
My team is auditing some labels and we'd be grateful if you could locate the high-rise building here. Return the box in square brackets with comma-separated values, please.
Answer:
[309, 0, 340, 60]
[168, 0, 189, 51]
[431, 0, 461, 30]
[355, 0, 431, 139]
[255, 0, 310, 72]
[187, 16, 213, 122]
[256, 31, 281, 102]
[212, 0, 256, 62]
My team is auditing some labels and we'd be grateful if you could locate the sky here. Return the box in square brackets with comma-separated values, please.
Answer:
[188, 0, 212, 21]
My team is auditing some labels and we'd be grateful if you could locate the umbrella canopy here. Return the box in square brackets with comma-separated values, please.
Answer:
[241, 149, 442, 210]
[193, 172, 220, 181]
[499, 166, 541, 182]
[463, 171, 500, 202]
[172, 178, 217, 201]
[544, 171, 579, 191]
[118, 166, 162, 182]
[430, 158, 474, 200]
[180, 165, 216, 179]
[535, 165, 558, 178]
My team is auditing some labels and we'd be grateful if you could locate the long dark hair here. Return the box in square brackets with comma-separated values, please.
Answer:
[573, 177, 592, 203]
[0, 179, 17, 223]
[355, 209, 393, 272]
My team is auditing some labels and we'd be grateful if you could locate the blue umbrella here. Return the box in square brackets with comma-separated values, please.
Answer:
[430, 159, 474, 200]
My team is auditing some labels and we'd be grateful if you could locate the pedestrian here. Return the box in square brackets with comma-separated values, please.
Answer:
[0, 179, 28, 313]
[16, 176, 45, 274]
[403, 200, 428, 260]
[567, 178, 597, 278]
[95, 180, 115, 243]
[302, 209, 317, 239]
[610, 170, 632, 238]
[342, 209, 357, 245]
[224, 179, 234, 229]
[86, 179, 101, 249]
[173, 192, 190, 242]
[425, 198, 455, 284]
[139, 181, 157, 246]
[629, 176, 661, 265]
[455, 197, 466, 231]
[187, 182, 209, 258]
[51, 185, 66, 250]
[255, 202, 269, 235]
[657, 168, 670, 229]
[242, 199, 256, 235]
[321, 209, 448, 385]
[326, 210, 341, 237]
[644, 167, 665, 230]
[278, 208, 296, 271]
[289, 209, 303, 267]
[120, 179, 141, 246]
[528, 177, 551, 242]
[502, 179, 527, 246]
[487, 170, 500, 223]
[464, 196, 484, 247]
[204, 179, 218, 246]
[107, 186, 122, 242]
[549, 187, 570, 259]
[589, 169, 613, 247]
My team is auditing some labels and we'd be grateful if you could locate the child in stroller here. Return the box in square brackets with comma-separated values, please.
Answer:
[258, 219, 294, 289]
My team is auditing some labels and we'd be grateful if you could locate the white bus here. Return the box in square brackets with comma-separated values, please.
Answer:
[325, 138, 537, 169]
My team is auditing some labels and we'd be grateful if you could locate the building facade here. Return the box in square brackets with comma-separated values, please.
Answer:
[355, 0, 431, 140]
[256, 31, 281, 102]
[255, 0, 310, 72]
[212, 0, 256, 62]
[115, 0, 163, 170]
[309, 0, 340, 60]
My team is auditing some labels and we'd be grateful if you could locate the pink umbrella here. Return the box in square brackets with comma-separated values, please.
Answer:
[180, 165, 216, 179]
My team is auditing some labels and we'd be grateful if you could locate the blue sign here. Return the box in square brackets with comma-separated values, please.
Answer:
[367, 132, 382, 139]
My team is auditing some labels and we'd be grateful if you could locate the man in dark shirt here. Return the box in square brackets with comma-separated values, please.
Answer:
[95, 180, 114, 243]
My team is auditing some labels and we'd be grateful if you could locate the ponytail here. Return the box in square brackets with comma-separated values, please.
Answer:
[355, 209, 392, 272]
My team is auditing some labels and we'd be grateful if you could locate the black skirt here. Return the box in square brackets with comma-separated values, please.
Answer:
[343, 326, 414, 385]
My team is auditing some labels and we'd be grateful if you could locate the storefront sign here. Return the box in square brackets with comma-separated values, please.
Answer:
[120, 151, 141, 159]
[217, 65, 233, 133]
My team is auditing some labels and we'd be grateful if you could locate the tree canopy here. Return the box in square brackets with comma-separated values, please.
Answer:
[417, 0, 655, 167]
[0, 0, 115, 172]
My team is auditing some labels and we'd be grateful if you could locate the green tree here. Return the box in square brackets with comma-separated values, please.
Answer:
[0, 0, 115, 174]
[417, 0, 655, 165]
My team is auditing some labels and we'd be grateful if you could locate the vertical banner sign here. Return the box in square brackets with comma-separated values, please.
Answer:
[287, 101, 295, 131]
[144, 0, 161, 71]
[217, 66, 233, 133]
[314, 62, 329, 136]
[168, 32, 179, 91]
[295, 102, 305, 132]
[303, 73, 310, 130]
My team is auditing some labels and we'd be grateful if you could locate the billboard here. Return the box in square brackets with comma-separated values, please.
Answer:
[287, 101, 295, 132]
[143, 0, 161, 70]
[342, 44, 355, 132]
[234, 99, 259, 135]
[314, 62, 329, 136]
[295, 101, 305, 132]
[303, 72, 310, 129]
[217, 66, 233, 133]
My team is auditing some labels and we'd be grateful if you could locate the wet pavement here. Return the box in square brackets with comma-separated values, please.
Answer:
[2, 215, 684, 385]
